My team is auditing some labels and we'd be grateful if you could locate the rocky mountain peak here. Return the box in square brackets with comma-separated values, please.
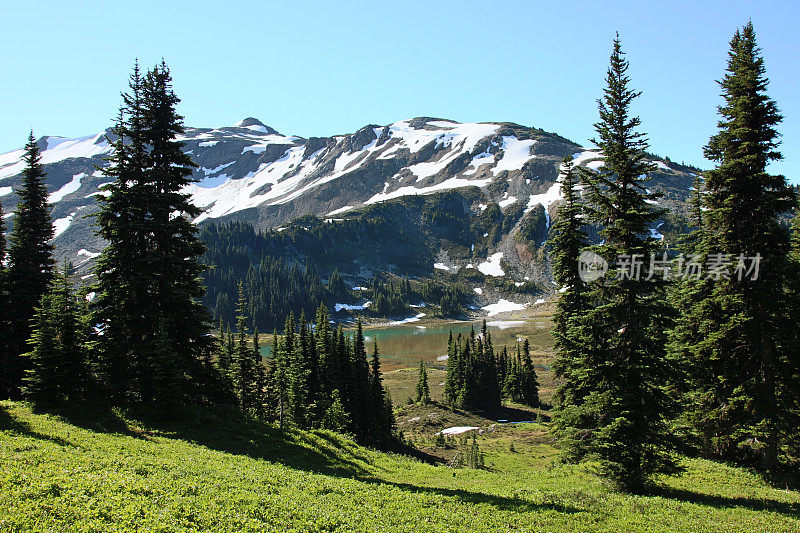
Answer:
[232, 117, 279, 135]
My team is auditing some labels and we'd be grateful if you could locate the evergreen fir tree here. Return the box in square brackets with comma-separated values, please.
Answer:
[369, 341, 390, 446]
[678, 23, 797, 468]
[92, 68, 145, 404]
[415, 360, 430, 404]
[22, 292, 59, 406]
[784, 213, 800, 459]
[252, 327, 265, 418]
[6, 132, 54, 399]
[349, 321, 372, 439]
[443, 330, 460, 406]
[0, 199, 8, 399]
[314, 305, 331, 392]
[93, 61, 216, 406]
[520, 340, 540, 407]
[563, 35, 679, 492]
[234, 283, 255, 412]
[550, 156, 590, 413]
[291, 312, 313, 427]
[216, 327, 232, 378]
[321, 389, 350, 433]
[272, 329, 288, 429]
[23, 265, 87, 406]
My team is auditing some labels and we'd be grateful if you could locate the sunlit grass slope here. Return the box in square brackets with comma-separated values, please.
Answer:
[2, 401, 799, 532]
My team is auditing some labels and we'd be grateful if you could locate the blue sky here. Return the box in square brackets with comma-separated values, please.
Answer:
[1, 1, 798, 179]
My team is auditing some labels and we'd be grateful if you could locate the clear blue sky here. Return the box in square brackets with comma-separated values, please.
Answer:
[1, 1, 798, 179]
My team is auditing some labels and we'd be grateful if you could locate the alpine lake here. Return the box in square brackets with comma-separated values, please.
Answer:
[259, 314, 554, 371]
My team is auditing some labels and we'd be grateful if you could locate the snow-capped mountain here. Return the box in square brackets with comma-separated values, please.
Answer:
[0, 116, 696, 274]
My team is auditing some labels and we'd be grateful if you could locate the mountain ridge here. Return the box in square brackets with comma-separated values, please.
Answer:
[0, 116, 698, 285]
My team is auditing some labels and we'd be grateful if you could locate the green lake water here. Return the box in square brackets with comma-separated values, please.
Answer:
[260, 319, 550, 370]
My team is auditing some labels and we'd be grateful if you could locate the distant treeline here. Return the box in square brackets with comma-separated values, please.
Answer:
[200, 221, 470, 332]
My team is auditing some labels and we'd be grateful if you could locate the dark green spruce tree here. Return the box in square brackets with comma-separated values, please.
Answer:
[93, 61, 215, 406]
[415, 360, 430, 404]
[369, 342, 392, 446]
[252, 328, 265, 418]
[784, 213, 800, 460]
[93, 64, 148, 403]
[676, 23, 797, 468]
[6, 132, 54, 399]
[565, 35, 679, 492]
[271, 328, 289, 429]
[349, 321, 372, 439]
[23, 264, 88, 406]
[233, 283, 256, 413]
[550, 155, 590, 434]
[0, 199, 7, 399]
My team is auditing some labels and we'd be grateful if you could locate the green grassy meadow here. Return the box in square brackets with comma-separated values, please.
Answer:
[2, 401, 799, 532]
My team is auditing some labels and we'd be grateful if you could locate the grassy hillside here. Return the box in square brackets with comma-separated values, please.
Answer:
[2, 401, 799, 532]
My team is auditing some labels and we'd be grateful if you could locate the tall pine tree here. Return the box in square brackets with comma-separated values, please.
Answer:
[563, 35, 679, 492]
[550, 155, 590, 416]
[0, 199, 8, 399]
[93, 61, 215, 406]
[677, 23, 797, 468]
[6, 132, 54, 399]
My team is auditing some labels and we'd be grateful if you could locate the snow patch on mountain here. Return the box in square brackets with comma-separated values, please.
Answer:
[48, 172, 86, 203]
[492, 137, 536, 175]
[387, 120, 498, 155]
[53, 213, 75, 238]
[499, 195, 518, 209]
[526, 181, 562, 218]
[366, 176, 494, 205]
[327, 205, 354, 216]
[478, 252, 505, 277]
[0, 134, 110, 180]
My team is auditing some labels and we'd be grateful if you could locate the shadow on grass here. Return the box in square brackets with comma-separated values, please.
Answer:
[135, 408, 576, 513]
[359, 478, 583, 514]
[0, 404, 84, 449]
[655, 486, 800, 519]
[762, 468, 800, 493]
[51, 404, 150, 440]
[479, 404, 551, 424]
[393, 442, 446, 466]
[137, 407, 374, 479]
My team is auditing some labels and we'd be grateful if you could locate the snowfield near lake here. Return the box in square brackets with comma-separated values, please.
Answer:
[485, 320, 527, 330]
[389, 313, 426, 326]
[438, 426, 479, 436]
[483, 299, 528, 317]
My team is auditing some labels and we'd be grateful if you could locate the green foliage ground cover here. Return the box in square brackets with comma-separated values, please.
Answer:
[2, 402, 799, 532]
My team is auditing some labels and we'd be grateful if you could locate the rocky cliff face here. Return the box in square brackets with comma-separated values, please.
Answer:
[0, 116, 697, 283]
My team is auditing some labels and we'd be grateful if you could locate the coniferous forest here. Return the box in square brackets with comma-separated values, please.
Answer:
[199, 221, 471, 332]
[1, 21, 800, 525]
[443, 321, 540, 411]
